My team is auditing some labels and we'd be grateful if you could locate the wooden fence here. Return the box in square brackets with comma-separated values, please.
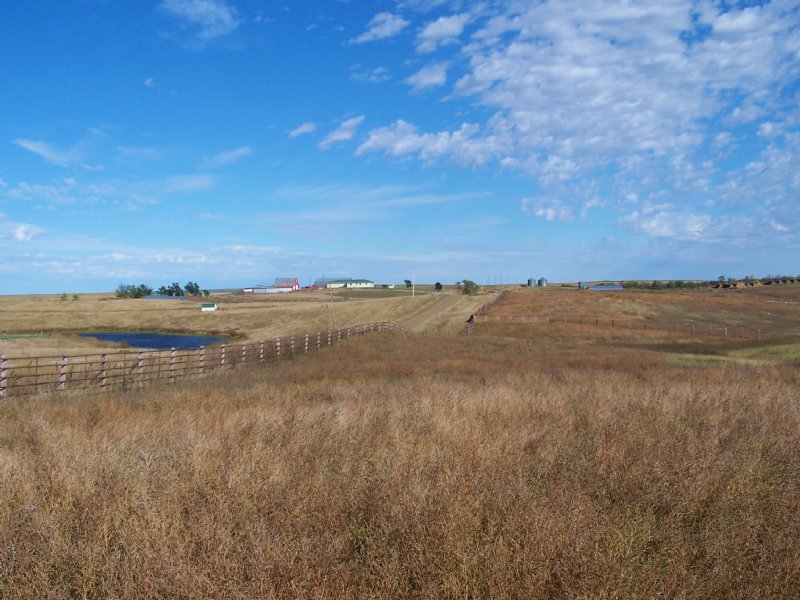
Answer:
[0, 322, 406, 398]
[473, 314, 776, 340]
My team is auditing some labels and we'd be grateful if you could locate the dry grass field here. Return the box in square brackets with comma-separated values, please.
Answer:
[0, 289, 463, 357]
[1, 287, 799, 598]
[490, 285, 800, 334]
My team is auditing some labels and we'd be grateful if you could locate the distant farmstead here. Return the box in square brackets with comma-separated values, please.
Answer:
[248, 278, 301, 294]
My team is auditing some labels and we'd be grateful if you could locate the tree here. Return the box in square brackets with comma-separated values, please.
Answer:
[434, 282, 443, 292]
[185, 281, 201, 296]
[462, 280, 479, 295]
[404, 279, 413, 288]
[115, 284, 153, 299]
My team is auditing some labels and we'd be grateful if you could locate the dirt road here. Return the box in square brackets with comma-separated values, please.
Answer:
[401, 294, 463, 330]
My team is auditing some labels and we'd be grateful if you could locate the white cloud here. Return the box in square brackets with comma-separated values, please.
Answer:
[359, 0, 800, 228]
[770, 221, 789, 233]
[758, 122, 779, 137]
[289, 122, 317, 138]
[201, 145, 253, 168]
[521, 197, 574, 222]
[620, 204, 713, 241]
[4, 181, 79, 205]
[160, 0, 240, 40]
[357, 119, 497, 167]
[0, 216, 46, 243]
[405, 63, 448, 91]
[318, 116, 365, 149]
[416, 13, 470, 53]
[12, 224, 45, 242]
[143, 77, 154, 87]
[352, 12, 409, 43]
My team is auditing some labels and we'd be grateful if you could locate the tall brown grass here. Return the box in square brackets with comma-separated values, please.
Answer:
[1, 330, 799, 598]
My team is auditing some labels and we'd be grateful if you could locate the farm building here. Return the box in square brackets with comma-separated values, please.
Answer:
[318, 278, 375, 289]
[250, 278, 301, 294]
[201, 303, 217, 312]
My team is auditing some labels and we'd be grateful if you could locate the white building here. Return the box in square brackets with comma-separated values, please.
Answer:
[323, 278, 375, 289]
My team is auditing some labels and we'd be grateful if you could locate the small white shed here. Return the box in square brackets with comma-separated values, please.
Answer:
[201, 303, 218, 312]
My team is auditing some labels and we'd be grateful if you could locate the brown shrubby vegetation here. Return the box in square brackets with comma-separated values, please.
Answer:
[1, 325, 799, 598]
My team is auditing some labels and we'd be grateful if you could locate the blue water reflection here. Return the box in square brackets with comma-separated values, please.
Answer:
[79, 332, 228, 350]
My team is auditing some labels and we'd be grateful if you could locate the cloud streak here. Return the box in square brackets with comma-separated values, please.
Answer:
[201, 145, 253, 168]
[319, 116, 365, 149]
[352, 12, 409, 43]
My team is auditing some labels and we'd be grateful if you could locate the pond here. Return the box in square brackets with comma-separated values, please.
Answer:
[78, 331, 229, 350]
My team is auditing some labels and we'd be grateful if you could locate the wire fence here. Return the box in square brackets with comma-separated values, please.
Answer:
[472, 314, 776, 340]
[0, 322, 406, 399]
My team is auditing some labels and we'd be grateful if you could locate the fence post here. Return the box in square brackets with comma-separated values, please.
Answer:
[347, 327, 351, 338]
[724, 326, 728, 337]
[691, 323, 695, 335]
[304, 334, 309, 353]
[58, 355, 67, 391]
[221, 344, 226, 369]
[260, 340, 265, 362]
[337, 329, 342, 342]
[241, 343, 246, 365]
[1, 355, 7, 397]
[100, 354, 107, 388]
[200, 346, 205, 373]
[290, 337, 295, 358]
[276, 338, 281, 360]
[170, 348, 176, 384]
[316, 332, 321, 350]
[327, 330, 332, 346]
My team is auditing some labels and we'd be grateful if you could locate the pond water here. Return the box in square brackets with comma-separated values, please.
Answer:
[78, 332, 228, 350]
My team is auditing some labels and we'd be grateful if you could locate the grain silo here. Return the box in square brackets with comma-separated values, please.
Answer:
[527, 278, 536, 287]
[538, 277, 548, 287]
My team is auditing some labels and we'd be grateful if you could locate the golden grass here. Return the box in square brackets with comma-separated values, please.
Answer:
[2, 326, 799, 598]
[0, 291, 444, 356]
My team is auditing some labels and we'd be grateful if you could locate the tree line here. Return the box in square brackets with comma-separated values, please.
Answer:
[115, 282, 209, 298]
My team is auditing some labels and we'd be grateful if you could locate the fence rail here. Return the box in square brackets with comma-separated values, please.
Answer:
[0, 322, 406, 399]
[473, 314, 777, 340]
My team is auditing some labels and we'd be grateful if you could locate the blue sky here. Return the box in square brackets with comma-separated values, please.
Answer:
[1, 0, 798, 293]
